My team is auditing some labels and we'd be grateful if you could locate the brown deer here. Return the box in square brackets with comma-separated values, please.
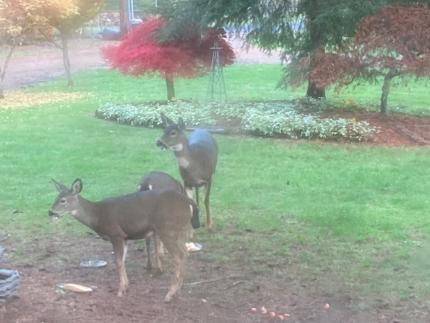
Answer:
[138, 171, 185, 194]
[137, 171, 197, 272]
[48, 178, 199, 302]
[156, 114, 218, 230]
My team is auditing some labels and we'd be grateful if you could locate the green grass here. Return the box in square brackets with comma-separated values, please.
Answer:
[31, 64, 291, 103]
[328, 77, 430, 115]
[1, 65, 430, 308]
[32, 64, 430, 115]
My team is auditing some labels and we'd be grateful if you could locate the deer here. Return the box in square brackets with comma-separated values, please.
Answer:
[48, 178, 199, 302]
[138, 171, 185, 194]
[137, 171, 194, 272]
[156, 114, 218, 230]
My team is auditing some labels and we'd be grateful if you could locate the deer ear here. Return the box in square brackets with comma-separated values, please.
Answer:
[52, 178, 68, 192]
[178, 117, 185, 130]
[160, 113, 174, 127]
[71, 178, 83, 195]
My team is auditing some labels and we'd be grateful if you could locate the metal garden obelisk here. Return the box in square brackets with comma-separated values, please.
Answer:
[207, 41, 226, 102]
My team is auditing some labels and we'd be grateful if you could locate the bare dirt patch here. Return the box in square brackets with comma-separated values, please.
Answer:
[2, 39, 108, 90]
[1, 231, 429, 323]
[321, 110, 430, 146]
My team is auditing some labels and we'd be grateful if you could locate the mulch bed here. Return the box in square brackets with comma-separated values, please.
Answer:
[321, 110, 430, 146]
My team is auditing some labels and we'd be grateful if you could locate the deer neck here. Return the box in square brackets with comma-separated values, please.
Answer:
[173, 141, 192, 169]
[72, 196, 99, 229]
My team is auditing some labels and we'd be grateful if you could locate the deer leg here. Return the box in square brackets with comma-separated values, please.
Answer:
[112, 238, 129, 297]
[186, 204, 195, 240]
[204, 179, 212, 230]
[184, 186, 195, 239]
[154, 234, 163, 273]
[162, 239, 186, 303]
[185, 186, 193, 199]
[145, 236, 152, 270]
[195, 187, 200, 207]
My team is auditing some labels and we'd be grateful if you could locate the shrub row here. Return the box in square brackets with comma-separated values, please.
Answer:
[95, 101, 377, 142]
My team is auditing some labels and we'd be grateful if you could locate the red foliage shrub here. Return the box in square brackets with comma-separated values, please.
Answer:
[102, 18, 235, 80]
[310, 5, 430, 89]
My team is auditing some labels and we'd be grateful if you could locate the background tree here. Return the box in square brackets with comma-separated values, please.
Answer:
[41, 0, 104, 86]
[0, 0, 30, 98]
[310, 5, 430, 113]
[163, 0, 430, 99]
[102, 17, 235, 100]
[161, 0, 390, 99]
[0, 0, 76, 98]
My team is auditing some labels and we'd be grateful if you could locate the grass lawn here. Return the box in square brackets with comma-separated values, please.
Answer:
[20, 64, 430, 115]
[1, 64, 430, 311]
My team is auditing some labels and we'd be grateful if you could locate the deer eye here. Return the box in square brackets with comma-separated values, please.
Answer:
[60, 198, 67, 204]
[170, 130, 177, 137]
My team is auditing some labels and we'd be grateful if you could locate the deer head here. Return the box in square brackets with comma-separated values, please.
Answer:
[49, 178, 83, 218]
[156, 113, 187, 152]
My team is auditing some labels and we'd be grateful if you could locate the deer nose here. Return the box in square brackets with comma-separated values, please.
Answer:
[156, 140, 167, 150]
[48, 210, 55, 217]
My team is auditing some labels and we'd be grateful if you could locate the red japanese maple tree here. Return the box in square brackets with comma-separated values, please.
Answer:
[102, 18, 235, 100]
[310, 5, 430, 113]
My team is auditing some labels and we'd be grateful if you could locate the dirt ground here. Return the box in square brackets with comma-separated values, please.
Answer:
[1, 38, 430, 323]
[1, 231, 425, 323]
[321, 110, 430, 146]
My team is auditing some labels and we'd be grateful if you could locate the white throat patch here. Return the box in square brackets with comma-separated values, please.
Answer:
[177, 157, 190, 168]
[170, 143, 183, 152]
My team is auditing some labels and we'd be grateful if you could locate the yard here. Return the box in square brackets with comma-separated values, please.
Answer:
[1, 39, 430, 323]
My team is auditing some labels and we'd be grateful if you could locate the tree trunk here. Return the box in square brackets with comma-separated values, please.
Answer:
[165, 75, 175, 101]
[119, 0, 131, 36]
[0, 44, 16, 99]
[306, 0, 326, 99]
[306, 78, 325, 98]
[60, 34, 73, 87]
[380, 72, 395, 114]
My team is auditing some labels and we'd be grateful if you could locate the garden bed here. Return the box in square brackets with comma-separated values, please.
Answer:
[95, 99, 377, 142]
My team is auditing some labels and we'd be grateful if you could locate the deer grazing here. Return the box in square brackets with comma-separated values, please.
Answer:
[156, 114, 218, 230]
[137, 171, 197, 272]
[49, 178, 199, 302]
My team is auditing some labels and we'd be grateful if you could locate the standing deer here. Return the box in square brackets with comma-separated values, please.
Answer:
[137, 171, 197, 272]
[49, 178, 199, 302]
[156, 114, 218, 230]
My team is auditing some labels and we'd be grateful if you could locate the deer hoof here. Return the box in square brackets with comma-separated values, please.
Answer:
[151, 267, 163, 276]
[117, 288, 127, 297]
[164, 293, 173, 303]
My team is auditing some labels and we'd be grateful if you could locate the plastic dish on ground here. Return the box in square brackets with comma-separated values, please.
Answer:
[79, 259, 107, 268]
